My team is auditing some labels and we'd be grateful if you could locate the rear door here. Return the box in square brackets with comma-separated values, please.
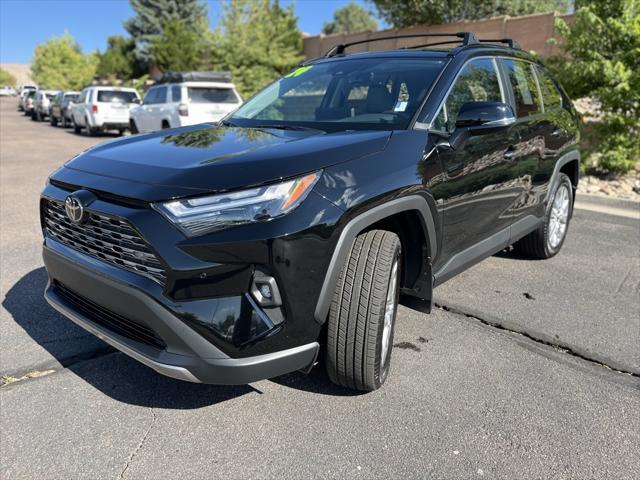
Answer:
[499, 58, 547, 229]
[187, 86, 241, 123]
[97, 89, 138, 125]
[432, 57, 521, 277]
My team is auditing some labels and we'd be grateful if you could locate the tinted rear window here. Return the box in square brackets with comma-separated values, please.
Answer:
[97, 91, 138, 103]
[46, 93, 56, 100]
[64, 94, 78, 101]
[188, 88, 238, 104]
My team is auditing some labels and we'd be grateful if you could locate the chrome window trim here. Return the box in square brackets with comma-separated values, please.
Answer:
[418, 55, 507, 132]
[416, 55, 544, 131]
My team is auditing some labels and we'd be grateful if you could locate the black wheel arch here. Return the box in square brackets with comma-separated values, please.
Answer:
[314, 194, 438, 324]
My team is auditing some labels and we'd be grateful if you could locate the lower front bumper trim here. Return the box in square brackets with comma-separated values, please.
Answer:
[46, 290, 202, 383]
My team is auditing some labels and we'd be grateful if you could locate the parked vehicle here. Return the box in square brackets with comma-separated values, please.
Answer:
[22, 90, 37, 116]
[18, 86, 36, 111]
[49, 91, 79, 127]
[41, 33, 580, 391]
[130, 72, 242, 133]
[0, 86, 17, 96]
[71, 86, 140, 135]
[32, 90, 61, 121]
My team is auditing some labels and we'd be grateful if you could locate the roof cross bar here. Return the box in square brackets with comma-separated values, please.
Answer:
[324, 32, 479, 57]
[478, 38, 521, 49]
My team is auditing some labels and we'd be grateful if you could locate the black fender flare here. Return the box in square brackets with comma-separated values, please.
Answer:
[314, 195, 437, 324]
[545, 149, 580, 203]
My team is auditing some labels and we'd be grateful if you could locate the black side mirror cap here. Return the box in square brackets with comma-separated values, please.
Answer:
[455, 101, 516, 131]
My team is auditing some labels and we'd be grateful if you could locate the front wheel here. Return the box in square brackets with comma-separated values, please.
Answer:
[516, 173, 573, 259]
[325, 230, 401, 391]
[73, 118, 81, 134]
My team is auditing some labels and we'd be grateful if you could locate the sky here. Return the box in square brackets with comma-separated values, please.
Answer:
[0, 0, 385, 64]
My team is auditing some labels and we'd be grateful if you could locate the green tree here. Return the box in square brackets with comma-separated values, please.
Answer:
[0, 68, 17, 87]
[369, 0, 570, 27]
[149, 19, 200, 72]
[208, 0, 303, 99]
[96, 35, 144, 80]
[125, 0, 208, 65]
[323, 2, 378, 35]
[31, 32, 98, 90]
[548, 0, 639, 174]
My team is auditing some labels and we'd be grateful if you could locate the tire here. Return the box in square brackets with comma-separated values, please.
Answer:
[61, 115, 67, 128]
[85, 117, 96, 136]
[50, 115, 58, 127]
[31, 110, 37, 121]
[517, 173, 573, 259]
[130, 120, 139, 134]
[73, 118, 81, 134]
[326, 230, 402, 391]
[161, 120, 170, 130]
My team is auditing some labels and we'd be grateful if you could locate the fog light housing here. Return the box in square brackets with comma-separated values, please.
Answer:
[250, 272, 282, 307]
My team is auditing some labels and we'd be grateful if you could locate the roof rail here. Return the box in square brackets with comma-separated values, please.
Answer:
[478, 38, 521, 49]
[324, 32, 479, 57]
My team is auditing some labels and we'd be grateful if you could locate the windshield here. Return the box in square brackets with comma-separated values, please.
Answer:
[97, 90, 138, 103]
[188, 87, 238, 104]
[230, 57, 445, 132]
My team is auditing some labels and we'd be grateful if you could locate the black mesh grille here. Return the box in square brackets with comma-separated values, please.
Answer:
[43, 199, 166, 285]
[54, 281, 166, 350]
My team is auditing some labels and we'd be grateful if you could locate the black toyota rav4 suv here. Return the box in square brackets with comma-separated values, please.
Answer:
[41, 33, 579, 391]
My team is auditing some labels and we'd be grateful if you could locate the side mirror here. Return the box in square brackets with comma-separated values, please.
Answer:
[132, 98, 141, 105]
[455, 101, 516, 132]
[437, 101, 515, 151]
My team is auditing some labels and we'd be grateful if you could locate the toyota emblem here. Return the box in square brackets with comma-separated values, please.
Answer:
[65, 194, 87, 224]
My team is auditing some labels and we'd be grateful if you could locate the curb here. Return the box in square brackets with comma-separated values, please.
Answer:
[575, 193, 639, 211]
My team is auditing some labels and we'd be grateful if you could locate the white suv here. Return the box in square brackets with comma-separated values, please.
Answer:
[71, 86, 140, 136]
[130, 74, 242, 133]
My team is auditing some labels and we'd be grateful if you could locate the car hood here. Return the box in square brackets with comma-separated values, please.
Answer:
[55, 125, 391, 202]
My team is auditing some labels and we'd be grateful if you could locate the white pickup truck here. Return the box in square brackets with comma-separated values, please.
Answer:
[130, 72, 242, 133]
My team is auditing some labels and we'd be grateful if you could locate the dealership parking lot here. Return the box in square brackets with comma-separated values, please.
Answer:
[1, 96, 639, 478]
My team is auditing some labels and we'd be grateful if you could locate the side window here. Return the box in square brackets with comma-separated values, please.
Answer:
[503, 59, 542, 117]
[144, 88, 157, 105]
[432, 58, 503, 132]
[171, 85, 181, 102]
[156, 86, 168, 104]
[534, 66, 562, 111]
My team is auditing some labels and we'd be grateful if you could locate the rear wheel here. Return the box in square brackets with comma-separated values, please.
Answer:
[50, 115, 58, 127]
[130, 120, 139, 134]
[73, 117, 81, 134]
[326, 230, 401, 391]
[161, 120, 170, 130]
[517, 173, 573, 259]
[61, 115, 67, 128]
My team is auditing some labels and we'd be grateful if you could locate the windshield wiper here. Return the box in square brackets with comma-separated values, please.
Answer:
[252, 123, 325, 133]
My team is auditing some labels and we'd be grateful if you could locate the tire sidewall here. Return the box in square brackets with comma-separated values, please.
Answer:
[543, 175, 573, 257]
[374, 242, 402, 387]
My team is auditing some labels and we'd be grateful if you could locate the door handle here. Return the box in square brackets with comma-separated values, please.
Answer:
[504, 145, 518, 160]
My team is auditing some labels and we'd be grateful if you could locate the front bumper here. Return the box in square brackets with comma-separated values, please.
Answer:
[43, 242, 319, 383]
[40, 177, 343, 383]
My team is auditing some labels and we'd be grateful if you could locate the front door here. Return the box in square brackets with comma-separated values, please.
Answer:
[430, 57, 521, 279]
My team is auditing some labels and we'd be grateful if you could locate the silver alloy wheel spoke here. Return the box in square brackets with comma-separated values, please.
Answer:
[380, 258, 399, 368]
[548, 184, 570, 249]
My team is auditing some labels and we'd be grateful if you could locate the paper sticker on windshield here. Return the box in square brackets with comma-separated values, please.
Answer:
[285, 66, 312, 78]
[394, 101, 408, 112]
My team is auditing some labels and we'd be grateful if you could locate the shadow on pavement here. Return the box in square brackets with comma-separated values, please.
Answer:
[4, 268, 360, 408]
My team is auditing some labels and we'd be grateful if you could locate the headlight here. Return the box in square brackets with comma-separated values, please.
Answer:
[154, 171, 321, 236]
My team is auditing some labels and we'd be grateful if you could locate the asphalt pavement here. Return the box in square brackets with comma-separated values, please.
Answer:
[1, 97, 639, 479]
